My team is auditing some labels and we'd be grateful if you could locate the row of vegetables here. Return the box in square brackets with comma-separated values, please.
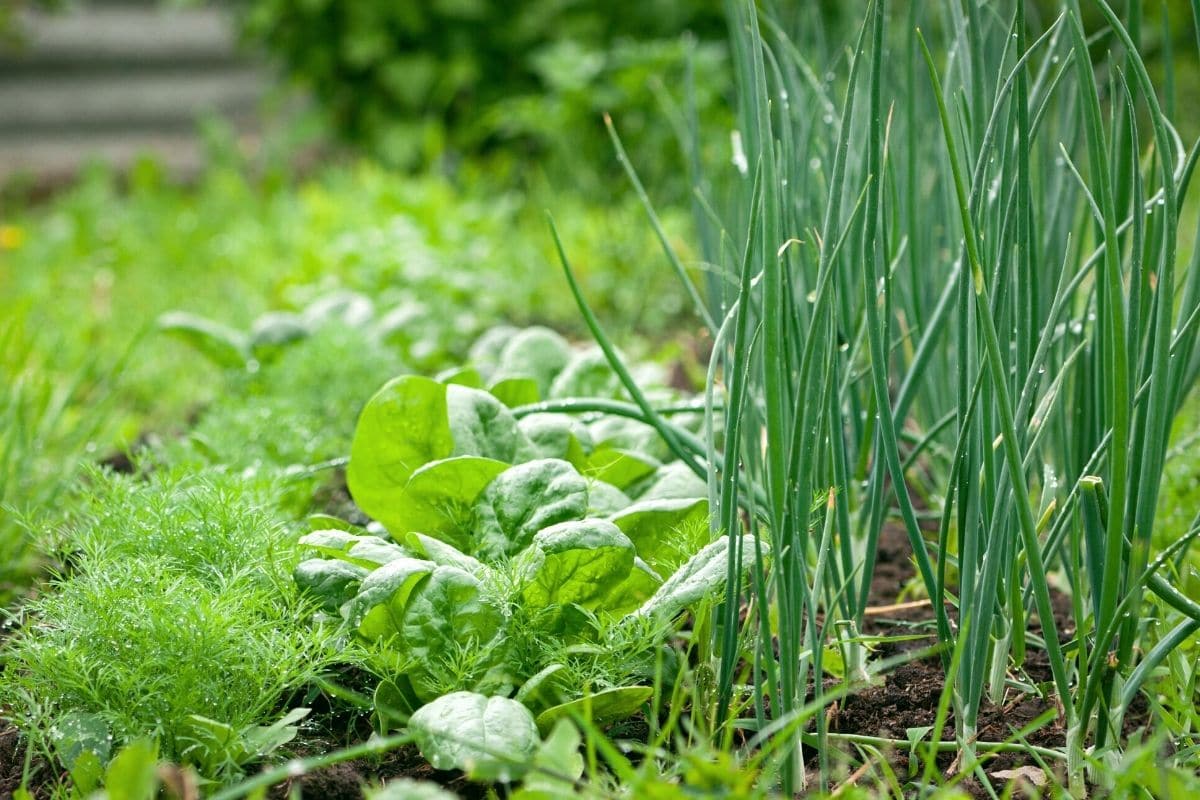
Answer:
[3, 292, 752, 793]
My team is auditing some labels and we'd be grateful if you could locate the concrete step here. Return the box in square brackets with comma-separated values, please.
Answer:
[0, 5, 242, 67]
[0, 68, 267, 133]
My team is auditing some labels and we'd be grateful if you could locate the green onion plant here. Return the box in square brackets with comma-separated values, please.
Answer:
[562, 0, 1200, 795]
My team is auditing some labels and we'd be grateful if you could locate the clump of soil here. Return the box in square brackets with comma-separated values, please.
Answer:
[268, 745, 488, 800]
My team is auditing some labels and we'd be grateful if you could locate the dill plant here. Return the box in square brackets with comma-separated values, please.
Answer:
[0, 470, 332, 778]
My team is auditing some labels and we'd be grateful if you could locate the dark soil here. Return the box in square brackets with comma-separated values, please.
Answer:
[266, 745, 488, 800]
[830, 657, 1068, 796]
[825, 523, 1149, 799]
[312, 470, 372, 528]
[0, 725, 57, 800]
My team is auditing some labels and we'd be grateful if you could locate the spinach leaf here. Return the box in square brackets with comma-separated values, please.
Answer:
[609, 497, 710, 573]
[350, 559, 505, 701]
[348, 377, 529, 536]
[445, 383, 526, 461]
[533, 686, 654, 735]
[408, 692, 539, 782]
[517, 413, 593, 467]
[549, 347, 623, 399]
[348, 376, 456, 530]
[494, 326, 572, 397]
[400, 566, 506, 700]
[293, 558, 369, 612]
[474, 459, 589, 558]
[518, 519, 654, 626]
[583, 446, 660, 489]
[298, 529, 409, 568]
[399, 456, 509, 550]
[634, 535, 760, 624]
[586, 480, 632, 516]
[405, 532, 486, 574]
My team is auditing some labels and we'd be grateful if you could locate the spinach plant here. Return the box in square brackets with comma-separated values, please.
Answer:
[295, 326, 754, 751]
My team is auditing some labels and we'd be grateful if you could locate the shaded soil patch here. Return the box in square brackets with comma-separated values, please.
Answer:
[312, 469, 372, 528]
[830, 658, 1067, 797]
[0, 725, 57, 800]
[267, 744, 489, 800]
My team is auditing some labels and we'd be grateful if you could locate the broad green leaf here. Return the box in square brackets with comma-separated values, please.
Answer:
[604, 557, 662, 616]
[368, 778, 459, 800]
[589, 416, 669, 460]
[348, 376, 455, 528]
[587, 480, 632, 516]
[302, 290, 374, 328]
[495, 326, 572, 397]
[634, 535, 759, 623]
[249, 311, 310, 359]
[533, 686, 654, 736]
[306, 513, 359, 532]
[514, 663, 568, 710]
[549, 347, 622, 399]
[490, 377, 541, 407]
[475, 459, 589, 558]
[583, 447, 659, 489]
[349, 557, 437, 637]
[445, 383, 524, 462]
[408, 692, 539, 782]
[609, 497, 710, 573]
[435, 365, 484, 388]
[405, 532, 486, 574]
[70, 750, 104, 796]
[630, 462, 709, 501]
[50, 711, 111, 771]
[297, 530, 409, 568]
[157, 311, 250, 369]
[518, 413, 593, 467]
[179, 715, 249, 773]
[293, 558, 369, 611]
[241, 707, 309, 759]
[469, 325, 522, 374]
[400, 566, 506, 701]
[520, 519, 636, 620]
[103, 740, 160, 800]
[350, 378, 528, 536]
[511, 719, 585, 798]
[374, 677, 420, 730]
[399, 456, 509, 549]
